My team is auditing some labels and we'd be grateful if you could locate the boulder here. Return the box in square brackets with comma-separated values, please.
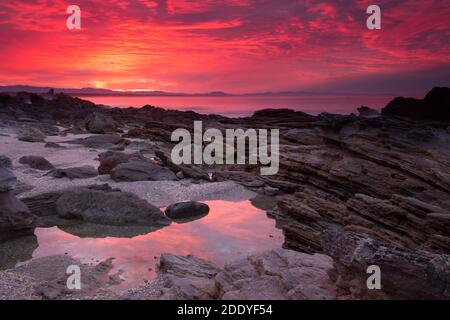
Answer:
[19, 156, 55, 171]
[17, 128, 46, 142]
[64, 134, 127, 149]
[165, 201, 210, 221]
[110, 161, 176, 182]
[44, 142, 64, 149]
[0, 191, 37, 241]
[97, 151, 142, 174]
[0, 168, 16, 192]
[85, 112, 117, 134]
[0, 155, 12, 169]
[51, 166, 98, 179]
[55, 187, 171, 227]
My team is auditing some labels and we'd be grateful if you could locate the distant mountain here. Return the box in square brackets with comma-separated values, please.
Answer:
[0, 85, 392, 97]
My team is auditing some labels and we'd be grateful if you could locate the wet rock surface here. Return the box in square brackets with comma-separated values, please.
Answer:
[165, 201, 210, 222]
[55, 187, 171, 227]
[123, 248, 336, 300]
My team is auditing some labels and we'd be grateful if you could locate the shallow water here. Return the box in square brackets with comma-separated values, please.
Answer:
[32, 199, 283, 292]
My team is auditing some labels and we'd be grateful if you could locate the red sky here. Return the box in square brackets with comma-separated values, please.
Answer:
[0, 0, 449, 95]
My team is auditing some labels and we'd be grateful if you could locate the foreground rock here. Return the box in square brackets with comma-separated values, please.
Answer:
[0, 155, 12, 169]
[97, 151, 142, 174]
[0, 191, 37, 241]
[17, 128, 46, 143]
[122, 248, 336, 300]
[110, 161, 177, 182]
[19, 156, 55, 171]
[64, 134, 128, 149]
[322, 230, 450, 300]
[55, 187, 171, 227]
[51, 166, 98, 179]
[0, 255, 120, 300]
[0, 167, 16, 192]
[165, 201, 209, 222]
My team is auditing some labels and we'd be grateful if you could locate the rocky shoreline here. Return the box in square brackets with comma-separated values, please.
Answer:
[1, 88, 449, 300]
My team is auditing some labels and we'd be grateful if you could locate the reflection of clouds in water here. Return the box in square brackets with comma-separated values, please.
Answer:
[32, 200, 283, 291]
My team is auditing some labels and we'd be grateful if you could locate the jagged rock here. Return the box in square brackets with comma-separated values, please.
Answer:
[17, 128, 46, 142]
[0, 155, 12, 169]
[321, 230, 450, 299]
[122, 249, 336, 300]
[0, 191, 37, 241]
[55, 187, 171, 227]
[51, 166, 98, 179]
[19, 156, 55, 171]
[165, 201, 209, 222]
[110, 161, 176, 182]
[0, 168, 16, 192]
[85, 112, 117, 134]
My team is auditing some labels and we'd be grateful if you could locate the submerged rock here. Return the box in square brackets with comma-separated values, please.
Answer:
[19, 156, 55, 171]
[165, 201, 209, 222]
[64, 134, 127, 149]
[17, 128, 46, 143]
[55, 187, 171, 227]
[110, 161, 176, 182]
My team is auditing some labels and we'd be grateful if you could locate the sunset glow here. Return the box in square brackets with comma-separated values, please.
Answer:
[0, 0, 449, 95]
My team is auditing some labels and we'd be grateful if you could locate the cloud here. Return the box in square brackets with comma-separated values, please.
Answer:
[0, 0, 448, 94]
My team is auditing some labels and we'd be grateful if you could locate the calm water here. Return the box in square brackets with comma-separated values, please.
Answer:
[32, 200, 283, 291]
[77, 94, 394, 117]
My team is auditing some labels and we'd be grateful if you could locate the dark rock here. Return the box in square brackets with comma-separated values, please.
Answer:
[64, 134, 128, 149]
[165, 201, 209, 221]
[51, 166, 98, 179]
[0, 155, 12, 169]
[357, 106, 379, 117]
[321, 230, 450, 300]
[0, 191, 37, 241]
[0, 168, 16, 192]
[55, 187, 170, 227]
[97, 151, 142, 174]
[19, 156, 55, 171]
[44, 142, 64, 149]
[17, 128, 46, 142]
[85, 112, 117, 134]
[22, 184, 118, 217]
[382, 87, 450, 121]
[110, 161, 176, 182]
